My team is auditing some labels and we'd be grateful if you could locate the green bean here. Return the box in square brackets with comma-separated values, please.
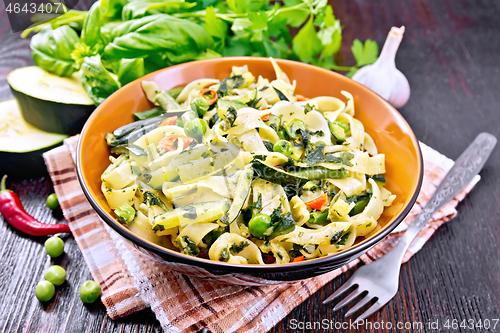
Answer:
[334, 120, 350, 134]
[308, 209, 329, 224]
[285, 119, 306, 139]
[290, 167, 349, 180]
[328, 121, 346, 143]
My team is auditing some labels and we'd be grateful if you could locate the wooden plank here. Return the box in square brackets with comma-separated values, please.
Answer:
[0, 0, 499, 332]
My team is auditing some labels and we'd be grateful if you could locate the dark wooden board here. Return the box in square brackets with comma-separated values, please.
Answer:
[0, 0, 499, 332]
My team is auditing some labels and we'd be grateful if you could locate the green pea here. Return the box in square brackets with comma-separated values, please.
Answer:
[248, 213, 273, 238]
[80, 280, 102, 304]
[190, 96, 209, 117]
[114, 205, 136, 224]
[285, 119, 306, 139]
[273, 140, 292, 156]
[35, 280, 55, 302]
[333, 120, 350, 134]
[46, 193, 59, 210]
[181, 110, 198, 125]
[44, 236, 64, 258]
[44, 265, 66, 286]
[184, 118, 208, 138]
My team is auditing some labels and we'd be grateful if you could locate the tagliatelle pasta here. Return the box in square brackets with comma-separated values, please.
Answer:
[101, 59, 395, 264]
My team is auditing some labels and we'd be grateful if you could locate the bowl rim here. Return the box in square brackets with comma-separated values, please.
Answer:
[76, 56, 423, 274]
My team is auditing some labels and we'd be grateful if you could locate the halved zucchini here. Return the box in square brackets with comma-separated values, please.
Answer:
[7, 66, 95, 135]
[0, 99, 68, 178]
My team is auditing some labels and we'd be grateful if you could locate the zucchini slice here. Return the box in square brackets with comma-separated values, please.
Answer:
[219, 167, 253, 225]
[0, 99, 68, 178]
[152, 200, 230, 231]
[7, 66, 95, 135]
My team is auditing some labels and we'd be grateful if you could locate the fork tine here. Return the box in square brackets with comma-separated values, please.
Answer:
[344, 294, 373, 317]
[323, 279, 358, 305]
[332, 287, 363, 311]
[353, 300, 386, 323]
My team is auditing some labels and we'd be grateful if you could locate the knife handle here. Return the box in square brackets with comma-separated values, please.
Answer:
[401, 132, 496, 244]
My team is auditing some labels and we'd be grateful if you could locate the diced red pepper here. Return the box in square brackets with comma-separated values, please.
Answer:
[292, 256, 304, 262]
[305, 193, 328, 211]
[261, 112, 271, 121]
[262, 253, 276, 264]
[158, 135, 193, 152]
[158, 116, 177, 127]
[296, 95, 309, 102]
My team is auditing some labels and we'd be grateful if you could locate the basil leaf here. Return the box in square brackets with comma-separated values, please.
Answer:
[100, 0, 129, 19]
[81, 55, 121, 105]
[118, 58, 145, 86]
[103, 14, 214, 63]
[121, 1, 196, 20]
[81, 1, 102, 47]
[30, 26, 79, 77]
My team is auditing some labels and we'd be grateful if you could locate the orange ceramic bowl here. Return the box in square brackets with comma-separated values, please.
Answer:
[77, 57, 422, 284]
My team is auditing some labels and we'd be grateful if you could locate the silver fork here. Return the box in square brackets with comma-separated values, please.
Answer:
[323, 132, 497, 323]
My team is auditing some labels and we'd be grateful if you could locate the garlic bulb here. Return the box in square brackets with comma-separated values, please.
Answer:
[352, 26, 410, 108]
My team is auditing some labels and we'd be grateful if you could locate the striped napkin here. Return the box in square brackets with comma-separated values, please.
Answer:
[43, 136, 479, 332]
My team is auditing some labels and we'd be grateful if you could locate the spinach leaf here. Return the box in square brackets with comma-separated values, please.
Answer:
[103, 14, 214, 63]
[266, 209, 296, 240]
[118, 58, 145, 86]
[143, 191, 168, 211]
[230, 241, 249, 254]
[336, 231, 352, 246]
[220, 106, 237, 131]
[180, 236, 200, 257]
[30, 26, 79, 77]
[81, 55, 121, 105]
[263, 141, 274, 152]
[272, 87, 290, 101]
[218, 75, 244, 97]
[304, 145, 354, 166]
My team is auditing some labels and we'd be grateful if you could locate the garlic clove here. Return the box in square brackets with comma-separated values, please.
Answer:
[352, 26, 410, 108]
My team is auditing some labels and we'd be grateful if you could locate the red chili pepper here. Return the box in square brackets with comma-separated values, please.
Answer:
[305, 193, 328, 211]
[199, 88, 218, 105]
[0, 175, 70, 236]
[292, 256, 305, 262]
